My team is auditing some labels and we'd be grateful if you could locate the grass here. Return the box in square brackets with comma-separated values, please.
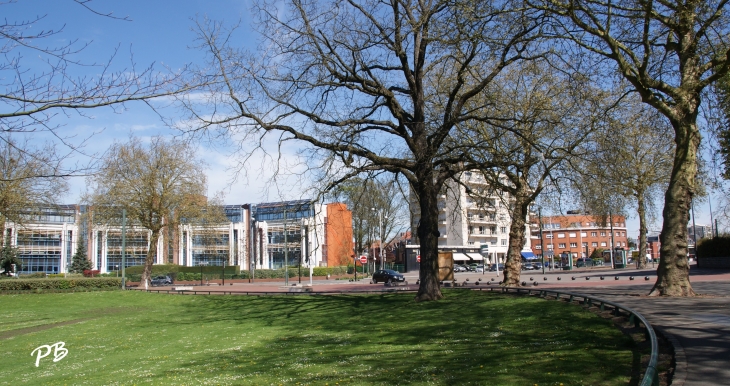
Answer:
[0, 290, 634, 385]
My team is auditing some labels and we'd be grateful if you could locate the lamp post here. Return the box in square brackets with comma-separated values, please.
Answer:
[371, 208, 384, 270]
[539, 207, 545, 275]
[284, 208, 289, 286]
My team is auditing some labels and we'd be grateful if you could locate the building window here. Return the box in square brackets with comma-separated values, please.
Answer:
[591, 232, 597, 237]
[582, 242, 588, 247]
[501, 239, 507, 246]
[592, 242, 598, 247]
[601, 242, 607, 247]
[557, 233, 565, 238]
[500, 227, 507, 234]
[601, 232, 606, 236]
[468, 226, 473, 234]
[569, 232, 576, 238]
[581, 232, 587, 237]
[479, 226, 485, 234]
[558, 243, 566, 248]
[535, 245, 541, 249]
[570, 242, 577, 247]
[546, 234, 553, 239]
[547, 244, 553, 249]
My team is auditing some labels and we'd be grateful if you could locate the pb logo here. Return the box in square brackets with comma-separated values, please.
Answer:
[31, 342, 68, 367]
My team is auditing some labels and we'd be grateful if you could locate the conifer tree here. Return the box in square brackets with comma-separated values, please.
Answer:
[69, 233, 92, 273]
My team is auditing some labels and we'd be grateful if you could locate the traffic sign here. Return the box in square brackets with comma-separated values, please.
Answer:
[359, 255, 367, 264]
[480, 244, 489, 256]
[416, 254, 421, 263]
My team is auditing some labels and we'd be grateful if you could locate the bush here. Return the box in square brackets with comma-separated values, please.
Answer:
[83, 270, 101, 277]
[697, 236, 730, 258]
[22, 272, 47, 279]
[0, 277, 122, 292]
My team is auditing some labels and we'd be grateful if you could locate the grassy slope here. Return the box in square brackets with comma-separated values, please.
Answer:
[0, 290, 633, 385]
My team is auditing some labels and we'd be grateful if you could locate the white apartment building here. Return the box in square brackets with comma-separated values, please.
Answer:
[410, 171, 532, 265]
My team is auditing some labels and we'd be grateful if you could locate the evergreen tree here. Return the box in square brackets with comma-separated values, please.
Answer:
[69, 233, 92, 273]
[1, 235, 21, 275]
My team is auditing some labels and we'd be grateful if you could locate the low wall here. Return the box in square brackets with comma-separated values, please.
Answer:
[697, 257, 730, 269]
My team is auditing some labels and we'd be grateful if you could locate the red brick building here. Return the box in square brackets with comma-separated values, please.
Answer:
[529, 213, 629, 264]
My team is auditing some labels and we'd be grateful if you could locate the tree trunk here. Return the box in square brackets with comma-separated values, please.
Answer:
[650, 119, 697, 296]
[637, 190, 648, 269]
[140, 230, 161, 290]
[414, 173, 444, 302]
[502, 184, 529, 287]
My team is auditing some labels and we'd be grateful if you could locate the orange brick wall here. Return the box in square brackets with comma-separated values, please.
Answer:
[325, 203, 354, 267]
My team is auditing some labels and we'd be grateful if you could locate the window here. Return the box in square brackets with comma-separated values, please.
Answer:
[570, 242, 577, 248]
[479, 214, 485, 221]
[501, 239, 507, 246]
[600, 232, 606, 236]
[581, 232, 587, 237]
[546, 234, 553, 239]
[600, 242, 607, 247]
[468, 226, 473, 234]
[569, 232, 576, 238]
[558, 243, 566, 248]
[468, 241, 475, 245]
[535, 245, 542, 249]
[479, 226, 485, 234]
[591, 232, 597, 237]
[500, 227, 507, 234]
[592, 242, 598, 247]
[616, 232, 621, 237]
[547, 244, 553, 250]
[557, 233, 565, 238]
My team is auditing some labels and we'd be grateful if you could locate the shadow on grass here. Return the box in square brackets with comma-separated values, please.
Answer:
[144, 290, 636, 385]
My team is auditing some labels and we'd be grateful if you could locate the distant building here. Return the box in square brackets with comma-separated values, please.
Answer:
[6, 200, 353, 275]
[529, 213, 628, 264]
[409, 171, 532, 269]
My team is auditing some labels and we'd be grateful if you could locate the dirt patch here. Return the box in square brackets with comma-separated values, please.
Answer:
[0, 306, 143, 340]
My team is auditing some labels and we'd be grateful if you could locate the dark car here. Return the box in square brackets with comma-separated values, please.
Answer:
[372, 269, 406, 284]
[150, 275, 173, 286]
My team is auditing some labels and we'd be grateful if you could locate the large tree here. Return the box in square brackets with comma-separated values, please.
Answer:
[460, 60, 605, 286]
[532, 0, 730, 296]
[86, 136, 210, 288]
[184, 0, 545, 301]
[573, 101, 674, 269]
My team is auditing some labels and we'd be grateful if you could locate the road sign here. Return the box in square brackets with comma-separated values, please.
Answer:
[480, 244, 489, 256]
[416, 254, 421, 263]
[359, 255, 367, 264]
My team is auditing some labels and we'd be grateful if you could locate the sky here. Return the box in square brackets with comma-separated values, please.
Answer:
[5, 0, 721, 239]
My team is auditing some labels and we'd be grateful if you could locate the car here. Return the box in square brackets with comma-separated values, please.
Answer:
[468, 263, 479, 272]
[522, 263, 535, 270]
[488, 263, 505, 272]
[576, 258, 593, 267]
[372, 269, 406, 284]
[453, 265, 468, 272]
[474, 265, 485, 272]
[150, 275, 173, 286]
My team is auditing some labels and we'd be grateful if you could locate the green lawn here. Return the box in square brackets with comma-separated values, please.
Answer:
[0, 290, 634, 385]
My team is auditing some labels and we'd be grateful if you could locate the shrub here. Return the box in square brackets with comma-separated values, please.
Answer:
[83, 270, 101, 277]
[22, 272, 47, 279]
[697, 236, 730, 258]
[0, 277, 122, 292]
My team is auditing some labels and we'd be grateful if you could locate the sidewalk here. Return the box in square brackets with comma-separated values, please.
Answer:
[546, 267, 730, 386]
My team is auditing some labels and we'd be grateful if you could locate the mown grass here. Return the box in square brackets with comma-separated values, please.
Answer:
[0, 290, 634, 385]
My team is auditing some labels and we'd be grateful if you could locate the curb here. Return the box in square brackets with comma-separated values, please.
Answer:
[655, 326, 687, 386]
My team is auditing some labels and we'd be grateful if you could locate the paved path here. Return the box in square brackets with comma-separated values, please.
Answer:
[145, 264, 730, 385]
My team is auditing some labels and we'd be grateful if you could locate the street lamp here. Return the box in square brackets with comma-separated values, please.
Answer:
[371, 208, 384, 270]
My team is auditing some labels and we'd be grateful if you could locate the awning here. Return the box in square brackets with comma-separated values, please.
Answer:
[521, 251, 537, 260]
[452, 253, 483, 261]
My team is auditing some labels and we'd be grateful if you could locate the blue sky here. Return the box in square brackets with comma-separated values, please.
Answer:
[6, 0, 720, 237]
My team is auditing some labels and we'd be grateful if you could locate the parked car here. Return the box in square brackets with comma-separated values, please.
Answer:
[150, 275, 173, 286]
[521, 263, 535, 270]
[453, 265, 468, 272]
[468, 263, 479, 272]
[372, 269, 406, 284]
[474, 265, 485, 273]
[488, 264, 505, 272]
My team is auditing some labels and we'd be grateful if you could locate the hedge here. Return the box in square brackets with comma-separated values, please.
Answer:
[0, 277, 122, 291]
[126, 266, 352, 282]
[697, 236, 730, 258]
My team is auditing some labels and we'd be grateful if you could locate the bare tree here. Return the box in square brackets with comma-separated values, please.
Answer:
[0, 137, 68, 237]
[531, 0, 730, 296]
[574, 101, 674, 269]
[1, 1, 195, 176]
[460, 61, 605, 286]
[86, 136, 210, 288]
[183, 0, 545, 301]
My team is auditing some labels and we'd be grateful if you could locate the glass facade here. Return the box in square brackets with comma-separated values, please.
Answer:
[223, 205, 243, 223]
[106, 230, 148, 269]
[191, 231, 230, 266]
[17, 229, 63, 274]
[254, 200, 312, 222]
